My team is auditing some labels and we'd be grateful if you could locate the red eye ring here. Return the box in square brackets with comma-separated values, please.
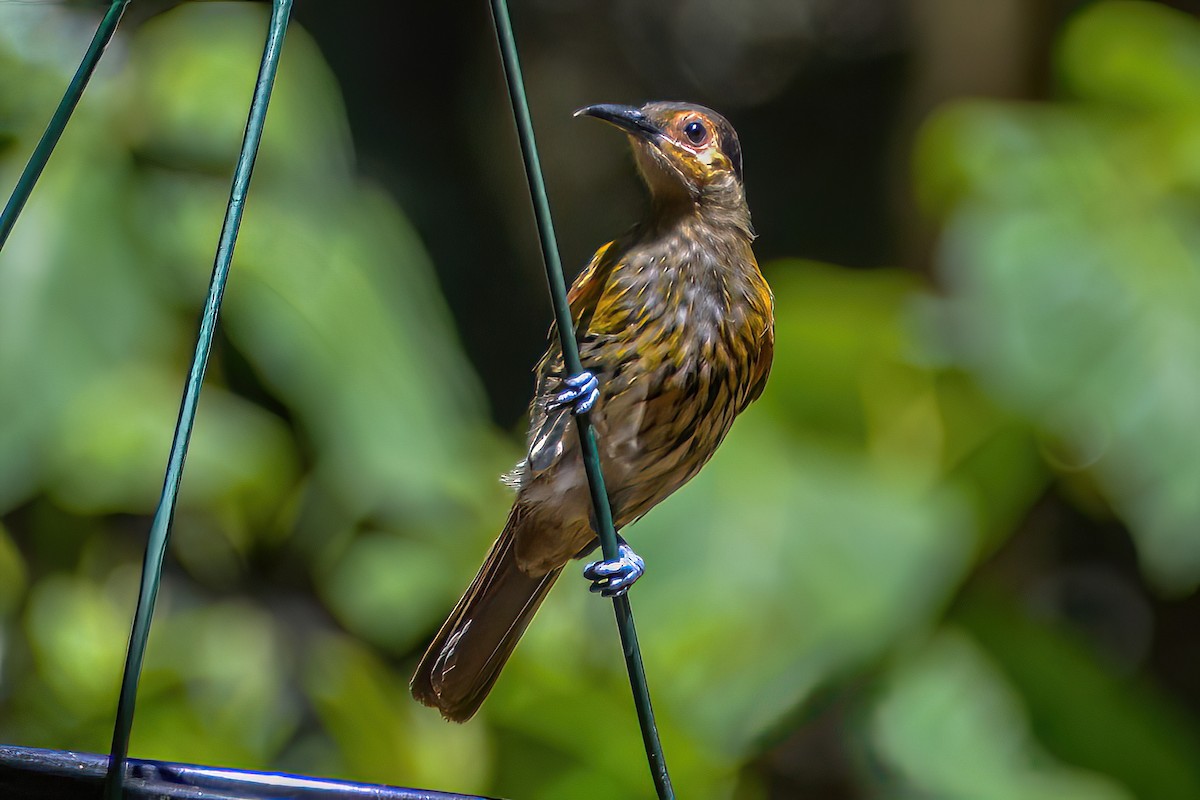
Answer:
[683, 119, 708, 146]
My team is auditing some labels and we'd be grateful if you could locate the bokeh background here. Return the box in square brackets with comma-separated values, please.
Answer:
[2, 0, 1200, 797]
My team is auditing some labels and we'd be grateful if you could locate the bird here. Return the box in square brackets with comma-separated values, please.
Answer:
[410, 101, 774, 722]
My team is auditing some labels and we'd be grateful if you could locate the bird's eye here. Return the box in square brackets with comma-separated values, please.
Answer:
[683, 119, 708, 146]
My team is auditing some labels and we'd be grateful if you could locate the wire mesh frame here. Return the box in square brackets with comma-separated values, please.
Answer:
[0, 1, 673, 798]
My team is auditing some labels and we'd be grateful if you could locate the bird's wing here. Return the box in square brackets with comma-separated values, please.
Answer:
[742, 257, 775, 409]
[567, 241, 616, 325]
[525, 242, 618, 473]
[744, 319, 774, 407]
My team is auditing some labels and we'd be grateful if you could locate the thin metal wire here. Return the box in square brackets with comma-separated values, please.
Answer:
[102, 2, 294, 798]
[486, 2, 675, 797]
[0, 0, 130, 252]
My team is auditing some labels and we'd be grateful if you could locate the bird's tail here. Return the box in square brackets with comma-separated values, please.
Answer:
[410, 511, 562, 722]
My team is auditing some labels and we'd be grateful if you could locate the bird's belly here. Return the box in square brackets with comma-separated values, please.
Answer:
[597, 349, 743, 523]
[514, 326, 751, 571]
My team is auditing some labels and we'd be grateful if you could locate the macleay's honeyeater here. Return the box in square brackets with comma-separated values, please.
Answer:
[411, 101, 774, 722]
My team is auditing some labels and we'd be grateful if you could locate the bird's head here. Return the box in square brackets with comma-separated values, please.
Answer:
[575, 101, 747, 223]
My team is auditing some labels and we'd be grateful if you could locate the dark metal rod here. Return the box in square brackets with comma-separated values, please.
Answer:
[485, 2, 675, 797]
[2, 745, 498, 800]
[102, 2, 294, 798]
[0, 0, 131, 252]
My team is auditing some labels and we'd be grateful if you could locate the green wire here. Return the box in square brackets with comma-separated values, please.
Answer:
[0, 0, 131, 251]
[487, 2, 675, 798]
[102, 2, 293, 798]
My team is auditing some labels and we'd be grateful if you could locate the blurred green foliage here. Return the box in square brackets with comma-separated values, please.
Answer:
[1, 2, 1199, 799]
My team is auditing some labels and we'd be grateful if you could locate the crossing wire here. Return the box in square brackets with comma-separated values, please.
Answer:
[486, 2, 676, 797]
[102, 2, 294, 798]
[0, 0, 131, 250]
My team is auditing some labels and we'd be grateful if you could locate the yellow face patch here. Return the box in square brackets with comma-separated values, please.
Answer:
[658, 111, 729, 183]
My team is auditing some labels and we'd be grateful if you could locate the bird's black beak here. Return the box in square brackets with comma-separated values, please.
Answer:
[574, 104, 662, 141]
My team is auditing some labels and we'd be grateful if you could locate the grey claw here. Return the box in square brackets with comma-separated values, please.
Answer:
[549, 371, 600, 416]
[583, 543, 645, 597]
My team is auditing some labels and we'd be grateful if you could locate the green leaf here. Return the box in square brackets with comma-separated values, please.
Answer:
[46, 365, 298, 535]
[304, 633, 491, 792]
[123, 3, 354, 189]
[957, 590, 1200, 800]
[870, 629, 1135, 800]
[917, 7, 1200, 590]
[0, 523, 26, 616]
[1059, 1, 1200, 110]
[130, 601, 299, 767]
[24, 575, 126, 717]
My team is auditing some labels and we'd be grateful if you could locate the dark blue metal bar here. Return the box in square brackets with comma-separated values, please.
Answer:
[1, 745, 497, 800]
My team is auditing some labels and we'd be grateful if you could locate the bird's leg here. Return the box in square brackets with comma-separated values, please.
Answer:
[548, 370, 599, 415]
[583, 535, 645, 597]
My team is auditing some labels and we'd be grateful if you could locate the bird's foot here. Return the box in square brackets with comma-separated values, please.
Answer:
[583, 540, 645, 597]
[549, 370, 599, 416]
